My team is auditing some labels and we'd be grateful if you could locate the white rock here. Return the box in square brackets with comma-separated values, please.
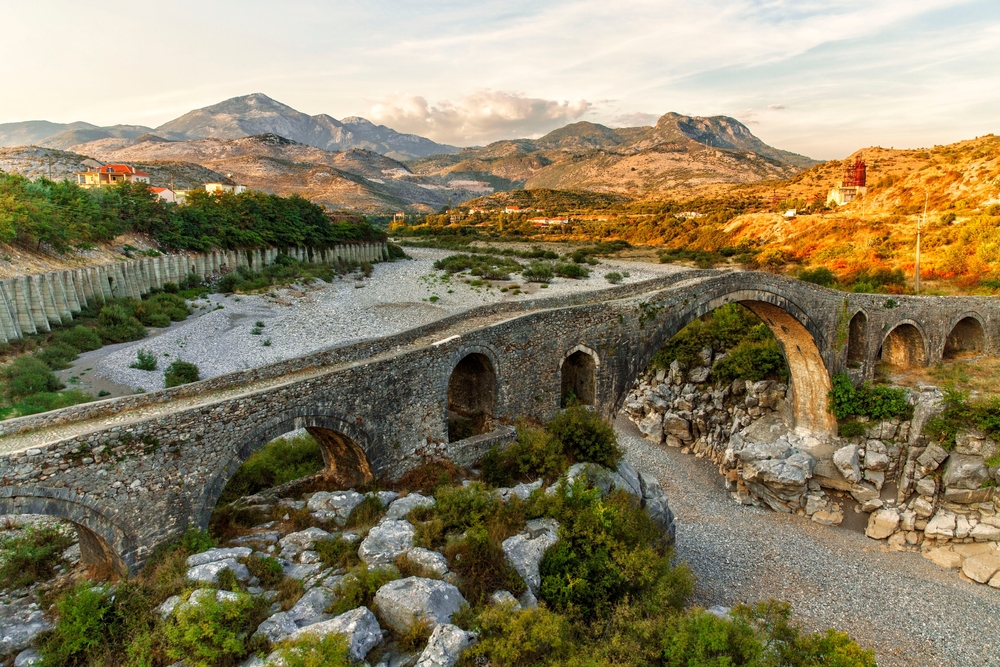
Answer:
[14, 649, 42, 667]
[405, 548, 450, 577]
[359, 520, 415, 566]
[615, 460, 642, 498]
[971, 523, 1000, 542]
[186, 547, 253, 568]
[374, 577, 467, 634]
[288, 586, 336, 627]
[286, 607, 383, 662]
[489, 590, 520, 608]
[865, 509, 900, 540]
[832, 445, 862, 483]
[254, 611, 299, 643]
[638, 412, 664, 442]
[501, 518, 559, 593]
[156, 595, 183, 620]
[415, 623, 477, 667]
[925, 513, 957, 539]
[510, 479, 543, 500]
[385, 493, 436, 521]
[955, 515, 972, 540]
[186, 558, 250, 584]
[279, 527, 333, 556]
[0, 611, 50, 654]
[306, 490, 365, 525]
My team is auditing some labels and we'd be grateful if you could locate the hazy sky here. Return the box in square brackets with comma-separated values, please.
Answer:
[2, 0, 997, 159]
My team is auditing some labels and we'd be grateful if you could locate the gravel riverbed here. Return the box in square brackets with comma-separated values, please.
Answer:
[86, 249, 675, 393]
[616, 416, 1000, 667]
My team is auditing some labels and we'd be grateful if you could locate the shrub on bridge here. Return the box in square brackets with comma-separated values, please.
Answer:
[164, 360, 200, 387]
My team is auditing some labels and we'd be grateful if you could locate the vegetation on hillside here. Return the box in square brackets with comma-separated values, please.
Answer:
[0, 172, 382, 253]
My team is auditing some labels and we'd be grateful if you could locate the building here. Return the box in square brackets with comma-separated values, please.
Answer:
[529, 217, 569, 228]
[827, 156, 868, 206]
[150, 187, 186, 204]
[205, 182, 248, 195]
[74, 164, 150, 188]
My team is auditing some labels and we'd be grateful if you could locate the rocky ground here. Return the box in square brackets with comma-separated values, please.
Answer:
[616, 416, 1000, 667]
[77, 248, 673, 394]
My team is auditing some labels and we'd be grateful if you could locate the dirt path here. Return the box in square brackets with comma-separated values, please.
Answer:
[616, 417, 1000, 667]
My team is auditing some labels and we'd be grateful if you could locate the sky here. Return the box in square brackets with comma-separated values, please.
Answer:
[1, 0, 998, 159]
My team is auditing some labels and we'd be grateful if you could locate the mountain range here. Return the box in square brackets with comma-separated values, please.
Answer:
[0, 93, 820, 212]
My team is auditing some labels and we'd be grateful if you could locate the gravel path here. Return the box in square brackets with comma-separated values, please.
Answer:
[616, 416, 1000, 667]
[93, 249, 674, 391]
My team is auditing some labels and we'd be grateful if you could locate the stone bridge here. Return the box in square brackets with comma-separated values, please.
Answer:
[1, 269, 997, 574]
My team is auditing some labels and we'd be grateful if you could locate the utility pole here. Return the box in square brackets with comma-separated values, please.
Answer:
[916, 190, 926, 294]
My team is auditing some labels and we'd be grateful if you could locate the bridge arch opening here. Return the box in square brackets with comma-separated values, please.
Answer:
[943, 316, 986, 360]
[561, 348, 598, 407]
[447, 352, 497, 441]
[879, 323, 927, 370]
[847, 311, 868, 367]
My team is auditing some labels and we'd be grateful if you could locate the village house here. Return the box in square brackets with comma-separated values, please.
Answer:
[74, 164, 150, 188]
[150, 187, 186, 204]
[204, 182, 248, 195]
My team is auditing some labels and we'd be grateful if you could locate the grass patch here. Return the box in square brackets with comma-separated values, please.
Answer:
[164, 360, 200, 387]
[325, 564, 399, 616]
[217, 432, 324, 504]
[0, 524, 73, 590]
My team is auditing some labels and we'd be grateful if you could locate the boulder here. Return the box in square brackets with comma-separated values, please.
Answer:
[811, 509, 844, 526]
[286, 607, 383, 662]
[615, 460, 643, 498]
[14, 649, 42, 667]
[961, 553, 1000, 584]
[359, 520, 415, 566]
[942, 454, 989, 490]
[924, 513, 957, 539]
[741, 452, 814, 488]
[307, 490, 365, 525]
[509, 479, 543, 501]
[502, 519, 559, 592]
[404, 548, 449, 578]
[414, 623, 477, 667]
[278, 527, 333, 557]
[254, 611, 299, 643]
[562, 463, 634, 498]
[915, 477, 936, 497]
[489, 590, 520, 608]
[832, 445, 862, 484]
[186, 547, 253, 568]
[865, 509, 900, 540]
[638, 413, 664, 442]
[638, 472, 676, 542]
[943, 488, 994, 504]
[662, 413, 692, 442]
[916, 444, 949, 474]
[374, 577, 467, 633]
[971, 523, 1000, 542]
[849, 482, 879, 504]
[912, 497, 935, 518]
[0, 611, 51, 655]
[385, 493, 436, 521]
[737, 440, 792, 464]
[688, 366, 711, 384]
[287, 586, 336, 627]
[923, 547, 964, 569]
[186, 558, 250, 585]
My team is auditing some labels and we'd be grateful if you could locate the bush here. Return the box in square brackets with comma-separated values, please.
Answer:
[275, 633, 351, 667]
[164, 360, 200, 387]
[3, 356, 63, 400]
[711, 339, 789, 384]
[315, 536, 361, 570]
[461, 604, 574, 666]
[554, 262, 589, 279]
[546, 406, 621, 469]
[925, 386, 1000, 452]
[162, 281, 179, 293]
[604, 271, 624, 284]
[345, 495, 385, 529]
[53, 325, 102, 353]
[325, 564, 399, 616]
[38, 583, 115, 666]
[828, 372, 911, 422]
[444, 526, 526, 605]
[522, 262, 554, 283]
[245, 553, 284, 587]
[217, 433, 324, 503]
[96, 304, 146, 344]
[661, 608, 763, 666]
[481, 422, 569, 487]
[9, 389, 92, 416]
[652, 303, 780, 372]
[798, 266, 837, 288]
[163, 591, 267, 667]
[36, 343, 80, 370]
[387, 242, 408, 260]
[0, 524, 73, 590]
[129, 349, 158, 371]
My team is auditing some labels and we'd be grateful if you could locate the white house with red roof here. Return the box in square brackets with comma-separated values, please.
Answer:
[74, 164, 151, 188]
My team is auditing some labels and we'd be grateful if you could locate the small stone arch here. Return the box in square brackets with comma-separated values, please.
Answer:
[198, 412, 376, 528]
[445, 347, 499, 441]
[880, 321, 927, 369]
[847, 310, 868, 367]
[943, 315, 987, 360]
[560, 345, 599, 407]
[0, 487, 135, 576]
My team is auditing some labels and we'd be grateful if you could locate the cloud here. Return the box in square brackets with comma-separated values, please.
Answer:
[367, 90, 592, 145]
[607, 112, 660, 127]
[767, 104, 786, 110]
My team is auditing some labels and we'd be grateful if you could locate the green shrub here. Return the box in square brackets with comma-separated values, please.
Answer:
[838, 420, 868, 438]
[546, 406, 621, 469]
[10, 389, 92, 416]
[244, 554, 284, 587]
[461, 604, 574, 666]
[554, 262, 589, 279]
[315, 536, 361, 570]
[96, 304, 146, 344]
[325, 564, 399, 616]
[217, 433, 324, 503]
[828, 372, 911, 422]
[522, 262, 554, 283]
[0, 524, 73, 590]
[179, 526, 217, 555]
[36, 343, 80, 370]
[163, 591, 267, 667]
[925, 386, 1000, 451]
[798, 266, 837, 288]
[38, 583, 114, 666]
[661, 608, 763, 666]
[387, 242, 408, 260]
[481, 422, 569, 487]
[3, 356, 63, 399]
[129, 349, 158, 371]
[162, 281, 179, 293]
[711, 339, 789, 384]
[444, 526, 526, 605]
[345, 495, 385, 529]
[164, 360, 200, 387]
[652, 304, 782, 373]
[604, 271, 624, 285]
[275, 633, 351, 667]
[53, 326, 102, 353]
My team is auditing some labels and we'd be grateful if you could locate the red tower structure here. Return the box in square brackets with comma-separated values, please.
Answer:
[842, 156, 867, 187]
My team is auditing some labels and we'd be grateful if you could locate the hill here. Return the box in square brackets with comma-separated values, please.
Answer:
[407, 113, 817, 194]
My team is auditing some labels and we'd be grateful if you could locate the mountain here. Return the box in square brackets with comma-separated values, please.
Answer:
[154, 93, 460, 160]
[407, 113, 818, 194]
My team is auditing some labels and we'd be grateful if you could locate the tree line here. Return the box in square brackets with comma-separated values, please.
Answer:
[0, 172, 383, 253]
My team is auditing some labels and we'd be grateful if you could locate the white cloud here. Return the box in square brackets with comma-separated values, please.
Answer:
[367, 91, 592, 145]
[607, 112, 660, 128]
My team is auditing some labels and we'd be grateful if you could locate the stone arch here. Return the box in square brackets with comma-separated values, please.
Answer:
[445, 346, 499, 441]
[633, 286, 836, 436]
[943, 314, 986, 360]
[847, 310, 868, 366]
[197, 412, 376, 529]
[0, 487, 135, 576]
[879, 321, 927, 369]
[560, 345, 599, 407]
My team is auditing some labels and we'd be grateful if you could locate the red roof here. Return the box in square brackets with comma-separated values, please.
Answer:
[99, 164, 149, 177]
[150, 187, 168, 193]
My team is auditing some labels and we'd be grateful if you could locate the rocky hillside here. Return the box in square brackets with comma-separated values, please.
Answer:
[407, 113, 817, 194]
